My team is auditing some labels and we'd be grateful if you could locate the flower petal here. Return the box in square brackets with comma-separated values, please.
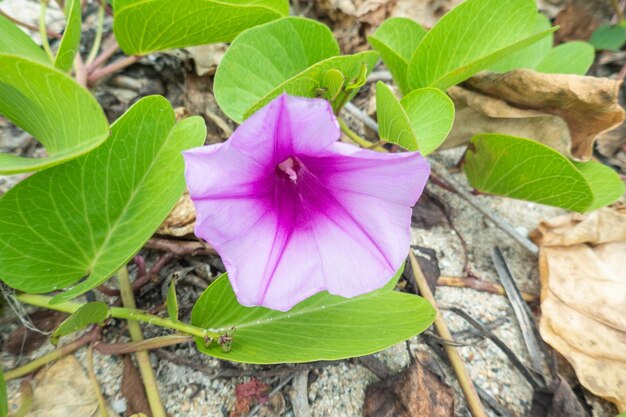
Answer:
[184, 93, 431, 311]
[275, 94, 340, 158]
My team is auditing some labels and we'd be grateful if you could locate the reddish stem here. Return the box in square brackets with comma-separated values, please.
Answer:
[87, 55, 142, 85]
[87, 39, 120, 72]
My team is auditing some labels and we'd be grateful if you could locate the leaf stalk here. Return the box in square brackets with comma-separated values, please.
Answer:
[117, 265, 167, 417]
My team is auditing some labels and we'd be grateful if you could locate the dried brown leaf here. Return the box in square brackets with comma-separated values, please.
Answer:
[530, 376, 590, 417]
[533, 206, 626, 412]
[553, 0, 611, 43]
[3, 310, 66, 355]
[411, 192, 448, 229]
[122, 355, 151, 417]
[157, 190, 196, 237]
[447, 85, 571, 154]
[446, 70, 625, 161]
[185, 43, 227, 77]
[363, 361, 454, 417]
[8, 355, 119, 417]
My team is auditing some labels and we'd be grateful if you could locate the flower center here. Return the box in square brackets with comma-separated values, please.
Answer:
[276, 157, 301, 183]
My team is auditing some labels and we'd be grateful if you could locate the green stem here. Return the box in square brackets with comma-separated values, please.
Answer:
[85, 0, 105, 66]
[338, 118, 372, 148]
[39, 0, 54, 61]
[338, 118, 386, 151]
[118, 266, 167, 417]
[14, 294, 221, 340]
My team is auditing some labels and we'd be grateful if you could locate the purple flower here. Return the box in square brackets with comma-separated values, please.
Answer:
[183, 94, 430, 311]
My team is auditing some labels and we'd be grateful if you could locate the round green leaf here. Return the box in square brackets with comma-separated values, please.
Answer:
[214, 17, 339, 122]
[0, 96, 206, 301]
[51, 301, 110, 345]
[488, 13, 553, 73]
[376, 82, 417, 150]
[590, 23, 626, 51]
[367, 17, 427, 95]
[0, 56, 109, 174]
[534, 41, 595, 75]
[572, 160, 625, 211]
[240, 51, 379, 121]
[321, 68, 346, 102]
[400, 88, 455, 155]
[376, 83, 454, 155]
[464, 134, 594, 212]
[113, 0, 289, 55]
[214, 17, 378, 122]
[53, 0, 82, 72]
[191, 273, 435, 364]
[407, 0, 556, 91]
[0, 15, 50, 64]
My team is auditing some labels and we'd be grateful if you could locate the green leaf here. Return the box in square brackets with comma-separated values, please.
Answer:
[0, 56, 109, 174]
[0, 96, 206, 301]
[215, 17, 338, 122]
[376, 82, 416, 150]
[572, 160, 625, 211]
[166, 280, 179, 322]
[590, 23, 626, 51]
[51, 301, 110, 345]
[113, 0, 288, 55]
[53, 0, 81, 72]
[0, 367, 6, 417]
[321, 69, 345, 102]
[376, 83, 454, 155]
[534, 41, 595, 75]
[0, 15, 50, 64]
[400, 88, 455, 155]
[242, 52, 378, 121]
[191, 273, 435, 364]
[345, 62, 368, 92]
[464, 134, 599, 212]
[407, 0, 557, 90]
[488, 13, 553, 73]
[214, 17, 378, 122]
[367, 17, 426, 95]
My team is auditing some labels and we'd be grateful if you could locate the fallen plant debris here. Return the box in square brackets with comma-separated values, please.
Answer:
[156, 190, 196, 237]
[447, 69, 625, 160]
[532, 206, 626, 412]
[231, 377, 270, 417]
[363, 359, 455, 417]
[8, 355, 119, 417]
[122, 355, 152, 417]
[3, 310, 66, 355]
[530, 376, 590, 417]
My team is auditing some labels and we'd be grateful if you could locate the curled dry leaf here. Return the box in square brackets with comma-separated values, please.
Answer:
[363, 359, 454, 417]
[156, 190, 196, 237]
[122, 355, 151, 417]
[8, 355, 119, 417]
[184, 44, 227, 77]
[445, 69, 625, 161]
[532, 206, 626, 412]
